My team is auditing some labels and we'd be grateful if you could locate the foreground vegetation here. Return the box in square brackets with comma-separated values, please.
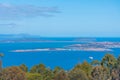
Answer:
[0, 53, 120, 80]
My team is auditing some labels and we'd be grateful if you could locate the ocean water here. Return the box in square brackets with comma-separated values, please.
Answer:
[0, 38, 120, 70]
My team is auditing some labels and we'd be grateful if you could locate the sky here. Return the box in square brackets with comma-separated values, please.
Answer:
[0, 0, 120, 37]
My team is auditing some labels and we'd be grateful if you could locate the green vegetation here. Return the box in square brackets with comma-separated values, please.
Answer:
[0, 53, 120, 80]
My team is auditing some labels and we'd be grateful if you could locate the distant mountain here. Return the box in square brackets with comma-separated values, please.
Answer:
[0, 34, 38, 39]
[0, 34, 98, 43]
[0, 34, 45, 42]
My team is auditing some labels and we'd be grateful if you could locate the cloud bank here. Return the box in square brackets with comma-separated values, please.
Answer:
[0, 3, 60, 19]
[0, 23, 17, 27]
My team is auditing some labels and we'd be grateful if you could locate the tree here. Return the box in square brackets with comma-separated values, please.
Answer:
[101, 53, 117, 79]
[69, 69, 88, 80]
[42, 68, 54, 80]
[91, 66, 110, 80]
[19, 64, 28, 72]
[53, 66, 63, 74]
[30, 64, 54, 80]
[101, 54, 116, 70]
[110, 56, 120, 80]
[0, 53, 4, 72]
[0, 53, 4, 80]
[91, 60, 100, 66]
[73, 61, 92, 79]
[30, 64, 46, 74]
[1, 66, 26, 80]
[26, 73, 41, 80]
[54, 70, 69, 80]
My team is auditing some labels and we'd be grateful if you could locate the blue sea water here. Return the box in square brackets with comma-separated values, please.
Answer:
[0, 38, 120, 70]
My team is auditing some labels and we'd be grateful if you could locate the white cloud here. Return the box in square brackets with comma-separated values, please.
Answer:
[0, 3, 60, 19]
[0, 23, 17, 27]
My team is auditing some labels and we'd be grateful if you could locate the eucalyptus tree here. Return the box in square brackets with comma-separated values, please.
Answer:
[101, 54, 116, 70]
[0, 53, 4, 72]
[2, 66, 26, 80]
[91, 60, 100, 66]
[30, 64, 46, 74]
[73, 61, 92, 79]
[26, 73, 41, 80]
[69, 69, 89, 80]
[101, 54, 117, 80]
[91, 66, 109, 80]
[0, 53, 4, 80]
[110, 56, 120, 80]
[19, 64, 28, 72]
[54, 70, 69, 80]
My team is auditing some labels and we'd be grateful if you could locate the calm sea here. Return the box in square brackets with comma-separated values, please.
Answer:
[0, 37, 120, 70]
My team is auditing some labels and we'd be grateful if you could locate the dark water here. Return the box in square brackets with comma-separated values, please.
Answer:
[0, 38, 120, 70]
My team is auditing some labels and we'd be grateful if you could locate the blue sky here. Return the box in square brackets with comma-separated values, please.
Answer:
[0, 0, 120, 37]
